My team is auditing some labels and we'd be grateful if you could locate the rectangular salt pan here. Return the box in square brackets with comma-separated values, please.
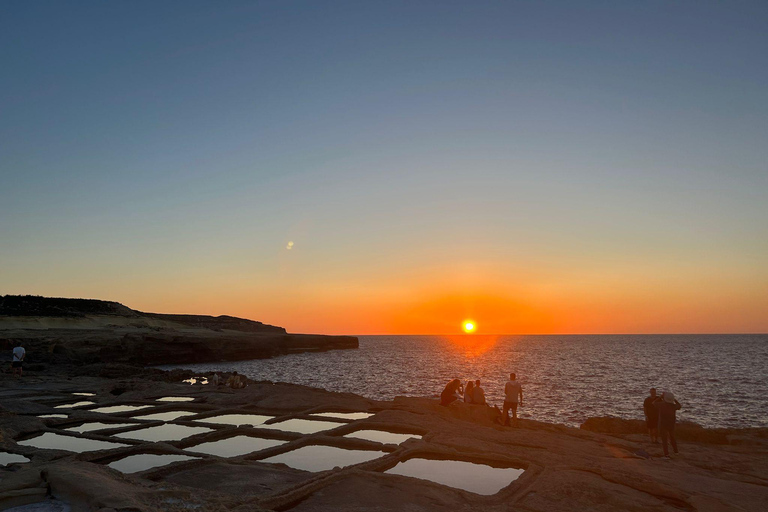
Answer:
[155, 397, 195, 402]
[194, 414, 272, 427]
[17, 432, 129, 453]
[91, 405, 153, 414]
[133, 411, 198, 422]
[344, 430, 420, 444]
[114, 424, 213, 442]
[312, 412, 373, 420]
[66, 422, 136, 433]
[187, 435, 287, 458]
[261, 445, 386, 472]
[54, 401, 95, 409]
[108, 453, 199, 474]
[258, 419, 338, 435]
[386, 458, 524, 495]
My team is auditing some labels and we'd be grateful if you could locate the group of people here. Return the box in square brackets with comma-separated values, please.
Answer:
[643, 387, 682, 459]
[441, 373, 524, 427]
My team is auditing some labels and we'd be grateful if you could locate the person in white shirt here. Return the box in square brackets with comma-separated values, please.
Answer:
[503, 373, 523, 427]
[12, 343, 26, 377]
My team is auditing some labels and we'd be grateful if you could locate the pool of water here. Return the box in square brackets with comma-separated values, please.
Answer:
[344, 430, 420, 445]
[114, 424, 213, 442]
[385, 458, 524, 495]
[312, 412, 374, 420]
[107, 453, 199, 474]
[72, 392, 95, 397]
[0, 452, 30, 465]
[91, 405, 153, 414]
[54, 401, 95, 409]
[38, 414, 68, 419]
[194, 414, 272, 427]
[17, 432, 130, 453]
[258, 419, 339, 435]
[187, 435, 287, 458]
[5, 499, 71, 511]
[260, 445, 386, 472]
[156, 397, 195, 402]
[132, 411, 197, 422]
[65, 422, 136, 433]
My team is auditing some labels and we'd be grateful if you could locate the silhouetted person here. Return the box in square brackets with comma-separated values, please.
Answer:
[11, 343, 25, 377]
[643, 388, 661, 443]
[440, 379, 463, 406]
[654, 391, 682, 458]
[463, 380, 474, 403]
[473, 379, 486, 405]
[503, 373, 523, 426]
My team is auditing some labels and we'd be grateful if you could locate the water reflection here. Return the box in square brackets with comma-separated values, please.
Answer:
[18, 432, 129, 453]
[444, 335, 502, 357]
[156, 397, 195, 402]
[91, 405, 153, 414]
[54, 401, 95, 409]
[261, 445, 386, 472]
[65, 422, 135, 433]
[344, 430, 419, 444]
[187, 435, 286, 457]
[132, 411, 197, 422]
[194, 414, 272, 427]
[312, 412, 373, 420]
[386, 458, 523, 495]
[0, 452, 30, 465]
[258, 419, 338, 435]
[108, 453, 198, 473]
[114, 424, 213, 442]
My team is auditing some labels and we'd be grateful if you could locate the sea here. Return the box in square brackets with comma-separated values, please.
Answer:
[161, 334, 768, 429]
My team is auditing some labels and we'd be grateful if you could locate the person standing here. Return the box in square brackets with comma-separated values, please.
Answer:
[643, 388, 661, 443]
[655, 391, 682, 459]
[12, 343, 25, 377]
[503, 373, 523, 426]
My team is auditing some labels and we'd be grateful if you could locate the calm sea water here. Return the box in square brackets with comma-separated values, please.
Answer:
[162, 335, 768, 429]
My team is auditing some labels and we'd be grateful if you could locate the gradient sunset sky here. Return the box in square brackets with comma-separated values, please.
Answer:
[2, 1, 766, 334]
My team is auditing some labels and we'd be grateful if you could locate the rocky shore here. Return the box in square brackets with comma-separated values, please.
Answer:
[0, 296, 358, 366]
[1, 365, 767, 512]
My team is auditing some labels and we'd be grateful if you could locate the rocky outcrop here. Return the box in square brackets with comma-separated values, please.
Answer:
[0, 295, 357, 365]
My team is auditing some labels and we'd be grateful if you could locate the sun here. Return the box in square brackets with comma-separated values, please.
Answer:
[462, 320, 476, 333]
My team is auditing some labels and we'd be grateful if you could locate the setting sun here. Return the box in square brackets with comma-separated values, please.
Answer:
[462, 320, 476, 333]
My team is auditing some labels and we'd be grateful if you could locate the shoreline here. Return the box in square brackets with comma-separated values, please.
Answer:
[1, 365, 767, 511]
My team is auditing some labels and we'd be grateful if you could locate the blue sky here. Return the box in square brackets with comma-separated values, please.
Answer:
[1, 1, 766, 333]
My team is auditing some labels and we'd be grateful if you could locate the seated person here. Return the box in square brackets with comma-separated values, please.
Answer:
[440, 379, 463, 406]
[472, 379, 487, 405]
[464, 381, 474, 403]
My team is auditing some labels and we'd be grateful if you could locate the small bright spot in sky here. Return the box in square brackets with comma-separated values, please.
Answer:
[286, 241, 294, 250]
[463, 320, 476, 333]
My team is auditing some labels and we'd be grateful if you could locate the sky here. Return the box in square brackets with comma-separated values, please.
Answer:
[1, 1, 766, 334]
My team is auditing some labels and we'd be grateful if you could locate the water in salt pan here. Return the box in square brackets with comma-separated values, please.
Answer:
[194, 414, 272, 427]
[187, 435, 286, 458]
[65, 422, 136, 433]
[114, 424, 213, 442]
[258, 419, 338, 435]
[155, 396, 195, 402]
[108, 453, 199, 474]
[72, 392, 95, 397]
[91, 405, 153, 414]
[38, 414, 68, 419]
[385, 458, 524, 495]
[17, 432, 129, 453]
[54, 401, 95, 409]
[260, 445, 386, 472]
[133, 411, 197, 421]
[344, 429, 420, 444]
[312, 412, 373, 420]
[0, 452, 30, 465]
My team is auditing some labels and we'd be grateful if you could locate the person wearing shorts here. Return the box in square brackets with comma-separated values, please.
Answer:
[503, 373, 523, 426]
[12, 343, 25, 377]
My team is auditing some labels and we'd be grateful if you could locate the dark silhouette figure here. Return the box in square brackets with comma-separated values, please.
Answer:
[440, 379, 464, 406]
[643, 388, 661, 443]
[503, 373, 523, 426]
[654, 391, 682, 458]
[12, 343, 25, 377]
[463, 380, 474, 403]
[473, 379, 487, 405]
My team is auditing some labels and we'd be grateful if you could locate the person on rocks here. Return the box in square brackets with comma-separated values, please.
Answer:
[643, 388, 661, 443]
[654, 391, 682, 459]
[463, 380, 474, 403]
[472, 379, 487, 405]
[226, 371, 245, 389]
[11, 342, 25, 377]
[440, 379, 464, 406]
[503, 373, 523, 426]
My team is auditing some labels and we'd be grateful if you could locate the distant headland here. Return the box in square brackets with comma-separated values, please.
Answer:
[0, 295, 358, 367]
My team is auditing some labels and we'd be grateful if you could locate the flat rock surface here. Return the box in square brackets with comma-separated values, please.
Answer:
[1, 369, 767, 511]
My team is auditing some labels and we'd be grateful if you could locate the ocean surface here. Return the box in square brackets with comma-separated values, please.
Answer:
[162, 334, 768, 429]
